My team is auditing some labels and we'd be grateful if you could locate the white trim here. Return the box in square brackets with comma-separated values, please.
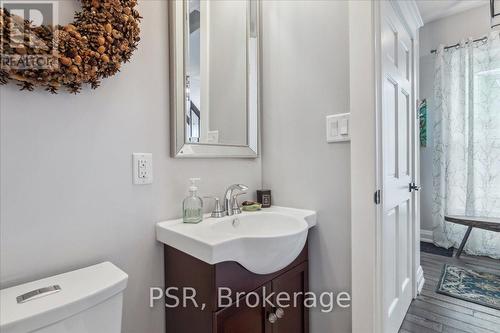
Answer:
[416, 265, 425, 295]
[394, 0, 424, 302]
[350, 1, 380, 332]
[420, 229, 434, 243]
[412, 23, 423, 301]
[391, 0, 423, 36]
[374, 2, 384, 333]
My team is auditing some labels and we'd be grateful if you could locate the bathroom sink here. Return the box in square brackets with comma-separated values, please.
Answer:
[210, 212, 307, 237]
[156, 206, 316, 274]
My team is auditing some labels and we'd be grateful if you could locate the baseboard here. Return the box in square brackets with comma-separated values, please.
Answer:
[420, 229, 433, 243]
[416, 265, 425, 295]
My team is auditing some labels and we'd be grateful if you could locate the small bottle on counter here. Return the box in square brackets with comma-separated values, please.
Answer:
[257, 190, 272, 208]
[183, 178, 203, 223]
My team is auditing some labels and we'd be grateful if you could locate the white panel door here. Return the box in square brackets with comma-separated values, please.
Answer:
[380, 2, 415, 332]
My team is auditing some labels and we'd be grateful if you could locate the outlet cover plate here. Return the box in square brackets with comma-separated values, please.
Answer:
[133, 153, 153, 185]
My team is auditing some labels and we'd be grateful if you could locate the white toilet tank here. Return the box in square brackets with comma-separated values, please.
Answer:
[0, 262, 128, 333]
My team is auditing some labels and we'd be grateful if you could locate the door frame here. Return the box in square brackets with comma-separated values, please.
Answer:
[349, 1, 423, 332]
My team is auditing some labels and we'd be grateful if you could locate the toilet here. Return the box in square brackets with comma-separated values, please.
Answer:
[0, 262, 128, 333]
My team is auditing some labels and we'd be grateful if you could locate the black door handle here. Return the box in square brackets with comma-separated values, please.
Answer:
[409, 183, 421, 192]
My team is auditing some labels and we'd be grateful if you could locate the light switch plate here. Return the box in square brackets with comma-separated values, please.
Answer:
[207, 130, 219, 144]
[326, 113, 350, 143]
[133, 153, 153, 185]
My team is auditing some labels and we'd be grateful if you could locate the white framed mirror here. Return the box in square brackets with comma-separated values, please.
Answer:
[169, 0, 260, 158]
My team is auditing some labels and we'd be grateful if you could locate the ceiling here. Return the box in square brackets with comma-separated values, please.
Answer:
[416, 0, 489, 23]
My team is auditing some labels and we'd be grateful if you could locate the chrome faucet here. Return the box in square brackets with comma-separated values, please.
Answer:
[224, 184, 249, 216]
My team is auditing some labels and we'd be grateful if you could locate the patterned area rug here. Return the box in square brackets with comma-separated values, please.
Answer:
[437, 264, 500, 310]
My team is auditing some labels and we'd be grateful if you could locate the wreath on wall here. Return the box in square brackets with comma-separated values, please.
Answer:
[0, 0, 141, 94]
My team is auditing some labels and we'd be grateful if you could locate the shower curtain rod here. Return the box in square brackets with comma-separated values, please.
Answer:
[430, 36, 489, 54]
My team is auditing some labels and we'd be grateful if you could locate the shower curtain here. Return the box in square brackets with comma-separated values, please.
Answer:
[432, 33, 500, 259]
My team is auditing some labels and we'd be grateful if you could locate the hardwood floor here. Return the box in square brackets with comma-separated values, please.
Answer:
[400, 250, 500, 333]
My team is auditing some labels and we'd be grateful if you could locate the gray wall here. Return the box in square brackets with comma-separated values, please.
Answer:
[419, 5, 491, 56]
[261, 1, 351, 332]
[419, 5, 491, 232]
[0, 2, 261, 333]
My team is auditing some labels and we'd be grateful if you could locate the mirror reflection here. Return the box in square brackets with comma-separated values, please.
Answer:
[185, 0, 254, 146]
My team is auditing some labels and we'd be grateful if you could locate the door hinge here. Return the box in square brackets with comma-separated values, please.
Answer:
[374, 189, 381, 205]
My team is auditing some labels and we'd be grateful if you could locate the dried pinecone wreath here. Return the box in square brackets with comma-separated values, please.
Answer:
[0, 0, 141, 94]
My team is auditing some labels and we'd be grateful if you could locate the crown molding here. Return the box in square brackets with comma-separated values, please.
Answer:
[391, 0, 424, 36]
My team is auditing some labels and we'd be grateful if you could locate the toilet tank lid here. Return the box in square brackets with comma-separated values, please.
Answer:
[0, 262, 128, 333]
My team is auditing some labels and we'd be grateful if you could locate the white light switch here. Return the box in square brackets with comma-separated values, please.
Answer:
[326, 113, 350, 142]
[339, 118, 349, 135]
[133, 153, 153, 185]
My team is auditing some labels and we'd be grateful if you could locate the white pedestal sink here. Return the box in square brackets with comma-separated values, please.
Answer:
[156, 206, 317, 274]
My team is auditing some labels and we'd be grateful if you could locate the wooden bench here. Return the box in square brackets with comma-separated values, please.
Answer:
[444, 215, 500, 258]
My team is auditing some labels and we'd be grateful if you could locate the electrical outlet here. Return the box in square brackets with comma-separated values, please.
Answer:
[133, 153, 153, 185]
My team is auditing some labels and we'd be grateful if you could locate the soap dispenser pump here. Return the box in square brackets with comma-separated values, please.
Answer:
[183, 178, 203, 223]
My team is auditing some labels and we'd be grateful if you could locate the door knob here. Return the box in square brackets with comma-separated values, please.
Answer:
[409, 183, 421, 192]
[275, 308, 285, 319]
[268, 312, 278, 324]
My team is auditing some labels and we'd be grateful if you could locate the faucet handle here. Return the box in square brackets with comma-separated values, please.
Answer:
[203, 196, 226, 218]
[231, 192, 247, 215]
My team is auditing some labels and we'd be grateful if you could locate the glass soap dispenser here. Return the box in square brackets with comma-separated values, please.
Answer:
[183, 178, 203, 223]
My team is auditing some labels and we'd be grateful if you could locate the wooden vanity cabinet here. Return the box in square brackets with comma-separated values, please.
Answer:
[214, 284, 273, 333]
[269, 263, 309, 333]
[164, 243, 309, 333]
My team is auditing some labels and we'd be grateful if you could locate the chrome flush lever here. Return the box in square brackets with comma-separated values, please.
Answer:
[16, 285, 61, 304]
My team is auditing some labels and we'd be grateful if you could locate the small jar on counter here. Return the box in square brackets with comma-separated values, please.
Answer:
[257, 190, 272, 208]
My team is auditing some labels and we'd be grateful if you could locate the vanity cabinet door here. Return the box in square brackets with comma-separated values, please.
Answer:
[214, 284, 273, 333]
[270, 263, 309, 333]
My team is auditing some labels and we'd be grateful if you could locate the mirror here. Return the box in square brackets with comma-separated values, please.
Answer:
[170, 0, 259, 158]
